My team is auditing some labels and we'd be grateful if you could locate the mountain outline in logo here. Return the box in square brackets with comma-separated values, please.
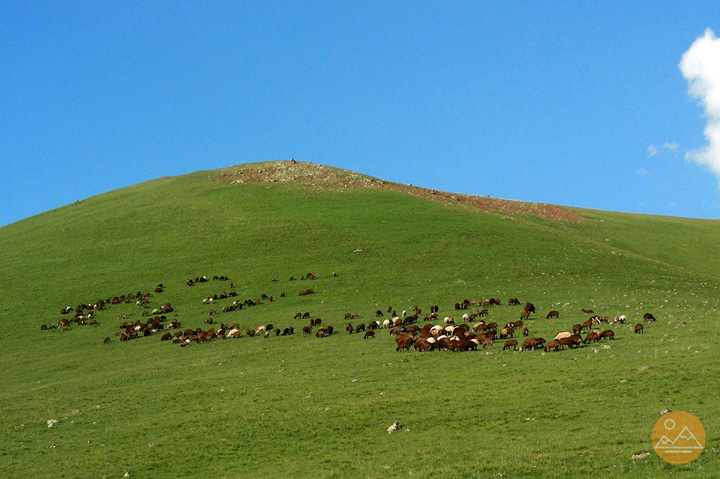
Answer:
[652, 411, 705, 464]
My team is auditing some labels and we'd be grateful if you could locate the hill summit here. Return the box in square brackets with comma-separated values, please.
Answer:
[211, 159, 586, 222]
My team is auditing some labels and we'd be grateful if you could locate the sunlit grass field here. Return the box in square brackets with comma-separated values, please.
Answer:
[1, 162, 718, 478]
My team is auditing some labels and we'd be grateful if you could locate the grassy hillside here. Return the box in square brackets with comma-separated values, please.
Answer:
[1, 161, 718, 478]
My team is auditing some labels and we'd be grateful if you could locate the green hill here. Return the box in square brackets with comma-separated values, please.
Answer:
[1, 161, 718, 478]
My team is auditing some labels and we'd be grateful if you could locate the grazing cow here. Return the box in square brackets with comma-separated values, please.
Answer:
[524, 302, 536, 314]
[316, 328, 326, 338]
[643, 313, 656, 322]
[376, 310, 384, 317]
[583, 332, 600, 344]
[503, 339, 518, 351]
[103, 337, 111, 343]
[364, 331, 375, 339]
[553, 331, 571, 341]
[508, 298, 521, 305]
[611, 315, 627, 324]
[564, 335, 582, 348]
[302, 326, 312, 335]
[600, 330, 615, 340]
[346, 323, 353, 334]
[396, 338, 413, 352]
[522, 327, 529, 337]
[581, 308, 593, 314]
[472, 322, 487, 332]
[389, 326, 404, 336]
[634, 323, 644, 334]
[520, 338, 537, 351]
[499, 328, 514, 339]
[519, 311, 530, 321]
[544, 340, 560, 352]
[572, 324, 583, 334]
[355, 323, 365, 333]
[414, 338, 434, 351]
[460, 339, 479, 351]
[546, 310, 560, 319]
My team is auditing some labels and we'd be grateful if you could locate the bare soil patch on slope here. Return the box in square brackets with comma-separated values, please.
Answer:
[213, 160, 586, 222]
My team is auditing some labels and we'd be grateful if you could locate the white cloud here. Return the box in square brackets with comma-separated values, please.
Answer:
[679, 28, 720, 185]
[663, 142, 679, 152]
[647, 144, 658, 157]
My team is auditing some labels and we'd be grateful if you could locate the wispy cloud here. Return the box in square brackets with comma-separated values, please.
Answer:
[647, 142, 680, 159]
[679, 28, 720, 185]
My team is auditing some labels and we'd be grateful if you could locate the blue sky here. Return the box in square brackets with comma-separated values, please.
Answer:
[2, 2, 720, 227]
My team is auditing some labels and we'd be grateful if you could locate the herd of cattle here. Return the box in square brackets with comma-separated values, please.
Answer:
[41, 273, 656, 354]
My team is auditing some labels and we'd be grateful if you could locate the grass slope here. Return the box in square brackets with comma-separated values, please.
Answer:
[1, 161, 719, 478]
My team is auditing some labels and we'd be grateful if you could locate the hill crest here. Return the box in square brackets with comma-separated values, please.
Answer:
[211, 160, 586, 222]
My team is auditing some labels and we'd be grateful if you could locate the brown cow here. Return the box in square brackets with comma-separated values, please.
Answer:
[544, 340, 560, 352]
[546, 310, 560, 319]
[364, 331, 375, 339]
[414, 339, 434, 351]
[643, 313, 656, 322]
[499, 327, 514, 339]
[634, 323, 644, 334]
[520, 338, 537, 351]
[600, 330, 615, 340]
[396, 338, 413, 352]
[583, 331, 600, 343]
[503, 340, 518, 351]
[389, 326, 404, 336]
